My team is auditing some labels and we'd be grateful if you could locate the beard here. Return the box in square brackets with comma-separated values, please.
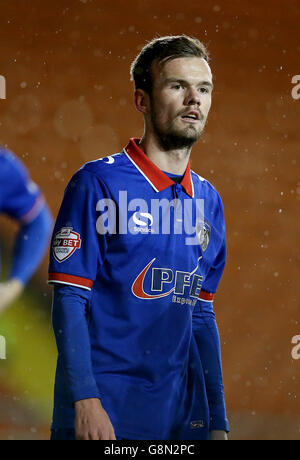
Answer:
[150, 106, 206, 151]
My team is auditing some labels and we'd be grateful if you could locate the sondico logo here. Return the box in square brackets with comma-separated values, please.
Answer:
[133, 211, 154, 234]
[0, 75, 6, 99]
[0, 335, 6, 359]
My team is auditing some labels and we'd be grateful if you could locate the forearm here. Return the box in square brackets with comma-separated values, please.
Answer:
[192, 307, 229, 433]
[10, 205, 53, 284]
[52, 285, 100, 403]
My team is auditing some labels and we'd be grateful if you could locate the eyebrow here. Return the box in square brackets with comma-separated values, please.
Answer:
[165, 78, 214, 89]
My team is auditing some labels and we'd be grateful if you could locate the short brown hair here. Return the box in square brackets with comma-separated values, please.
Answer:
[130, 35, 209, 94]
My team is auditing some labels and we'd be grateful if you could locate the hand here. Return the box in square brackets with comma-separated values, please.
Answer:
[74, 398, 116, 440]
[0, 279, 24, 314]
[210, 430, 228, 440]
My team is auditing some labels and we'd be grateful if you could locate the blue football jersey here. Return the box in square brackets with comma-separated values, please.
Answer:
[48, 138, 226, 439]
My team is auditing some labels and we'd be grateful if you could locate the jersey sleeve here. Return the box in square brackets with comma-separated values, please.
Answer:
[200, 192, 226, 297]
[1, 152, 44, 223]
[191, 315, 229, 432]
[48, 169, 107, 291]
[10, 204, 53, 284]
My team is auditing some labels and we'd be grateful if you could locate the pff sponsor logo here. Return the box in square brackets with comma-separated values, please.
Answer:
[132, 256, 203, 301]
[0, 335, 6, 359]
[0, 75, 6, 99]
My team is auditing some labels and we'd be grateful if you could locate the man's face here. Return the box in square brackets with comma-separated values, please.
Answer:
[149, 56, 213, 150]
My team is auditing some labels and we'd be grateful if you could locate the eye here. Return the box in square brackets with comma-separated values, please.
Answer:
[199, 87, 209, 94]
[171, 83, 183, 90]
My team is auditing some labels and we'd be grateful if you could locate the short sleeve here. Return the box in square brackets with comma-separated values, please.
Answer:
[201, 192, 226, 295]
[48, 169, 107, 291]
[1, 151, 43, 223]
[201, 237, 226, 294]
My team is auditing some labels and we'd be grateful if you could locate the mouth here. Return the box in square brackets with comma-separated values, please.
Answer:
[180, 111, 202, 124]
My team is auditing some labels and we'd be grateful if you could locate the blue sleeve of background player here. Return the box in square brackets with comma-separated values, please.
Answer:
[1, 149, 44, 222]
[0, 150, 53, 284]
[10, 204, 53, 284]
[52, 284, 101, 403]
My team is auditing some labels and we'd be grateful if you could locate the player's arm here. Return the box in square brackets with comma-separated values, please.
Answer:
[192, 304, 229, 439]
[52, 284, 116, 440]
[0, 205, 52, 312]
[193, 191, 229, 439]
[0, 154, 53, 313]
[48, 168, 115, 440]
[10, 204, 52, 280]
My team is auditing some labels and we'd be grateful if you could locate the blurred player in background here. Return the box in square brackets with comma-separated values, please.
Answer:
[0, 147, 52, 314]
[49, 35, 229, 440]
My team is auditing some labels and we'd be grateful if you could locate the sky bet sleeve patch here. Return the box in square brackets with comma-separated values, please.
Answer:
[52, 227, 82, 263]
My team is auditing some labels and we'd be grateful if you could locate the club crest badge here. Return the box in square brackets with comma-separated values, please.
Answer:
[52, 227, 81, 263]
[196, 220, 211, 252]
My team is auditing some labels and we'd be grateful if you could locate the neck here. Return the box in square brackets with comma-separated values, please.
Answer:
[139, 131, 192, 175]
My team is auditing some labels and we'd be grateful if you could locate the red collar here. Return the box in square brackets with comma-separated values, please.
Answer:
[124, 138, 194, 197]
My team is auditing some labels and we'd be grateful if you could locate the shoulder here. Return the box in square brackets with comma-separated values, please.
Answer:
[79, 151, 127, 180]
[0, 146, 18, 169]
[191, 169, 223, 204]
[191, 170, 226, 233]
[0, 146, 28, 181]
[66, 150, 128, 193]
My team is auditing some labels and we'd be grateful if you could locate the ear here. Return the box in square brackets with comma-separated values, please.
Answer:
[134, 89, 150, 115]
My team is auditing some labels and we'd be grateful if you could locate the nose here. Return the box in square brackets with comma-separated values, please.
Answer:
[184, 86, 201, 106]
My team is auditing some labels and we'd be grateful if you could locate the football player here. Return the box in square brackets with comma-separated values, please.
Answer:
[49, 35, 229, 441]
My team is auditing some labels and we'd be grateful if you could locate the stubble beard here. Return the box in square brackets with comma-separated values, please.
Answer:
[150, 108, 205, 152]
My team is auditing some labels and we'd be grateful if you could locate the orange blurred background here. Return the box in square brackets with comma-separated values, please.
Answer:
[0, 0, 299, 440]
